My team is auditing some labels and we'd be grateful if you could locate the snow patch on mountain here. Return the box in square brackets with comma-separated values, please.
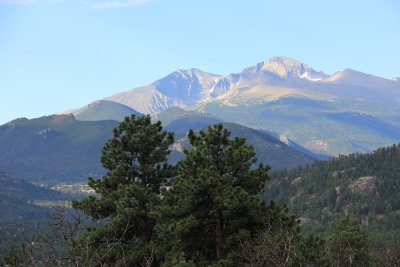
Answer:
[300, 71, 324, 81]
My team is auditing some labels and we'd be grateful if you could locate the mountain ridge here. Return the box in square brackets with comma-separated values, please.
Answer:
[0, 113, 318, 185]
[105, 68, 223, 114]
[103, 56, 399, 115]
[264, 143, 400, 239]
[73, 100, 142, 121]
[55, 56, 400, 155]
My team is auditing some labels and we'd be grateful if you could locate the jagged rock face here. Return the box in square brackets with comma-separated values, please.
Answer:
[261, 56, 308, 78]
[211, 74, 240, 97]
[237, 56, 328, 82]
[106, 69, 223, 114]
[154, 69, 222, 102]
[82, 56, 400, 156]
[348, 176, 378, 197]
[106, 57, 328, 113]
[96, 56, 400, 116]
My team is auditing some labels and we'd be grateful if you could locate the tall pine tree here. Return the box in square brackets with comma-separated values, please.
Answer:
[154, 124, 270, 266]
[72, 115, 174, 266]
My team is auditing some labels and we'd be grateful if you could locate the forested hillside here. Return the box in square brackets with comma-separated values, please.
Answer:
[264, 144, 400, 240]
[0, 172, 72, 257]
[0, 115, 118, 185]
[0, 113, 317, 187]
[168, 121, 316, 169]
[0, 172, 68, 221]
[2, 117, 398, 266]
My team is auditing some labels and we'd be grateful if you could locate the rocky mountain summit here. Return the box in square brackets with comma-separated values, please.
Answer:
[63, 56, 400, 156]
[104, 56, 399, 114]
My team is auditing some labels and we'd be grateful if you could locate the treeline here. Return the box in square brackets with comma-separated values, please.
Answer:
[2, 116, 399, 266]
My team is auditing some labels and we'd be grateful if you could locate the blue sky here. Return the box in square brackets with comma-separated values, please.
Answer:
[0, 0, 399, 124]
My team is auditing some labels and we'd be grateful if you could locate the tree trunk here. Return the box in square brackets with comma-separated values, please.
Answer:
[216, 214, 224, 259]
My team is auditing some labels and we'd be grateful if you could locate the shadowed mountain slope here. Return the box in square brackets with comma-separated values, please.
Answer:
[0, 115, 118, 185]
[74, 100, 142, 122]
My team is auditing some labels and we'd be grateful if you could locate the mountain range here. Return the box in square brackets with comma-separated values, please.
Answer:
[1, 56, 399, 257]
[161, 109, 317, 169]
[1, 56, 399, 184]
[0, 111, 316, 185]
[103, 57, 400, 113]
[67, 56, 399, 156]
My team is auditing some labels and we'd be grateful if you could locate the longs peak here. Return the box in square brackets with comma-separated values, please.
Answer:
[103, 56, 397, 115]
[261, 56, 328, 80]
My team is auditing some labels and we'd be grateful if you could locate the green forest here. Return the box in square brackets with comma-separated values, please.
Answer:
[265, 144, 400, 241]
[2, 115, 399, 266]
